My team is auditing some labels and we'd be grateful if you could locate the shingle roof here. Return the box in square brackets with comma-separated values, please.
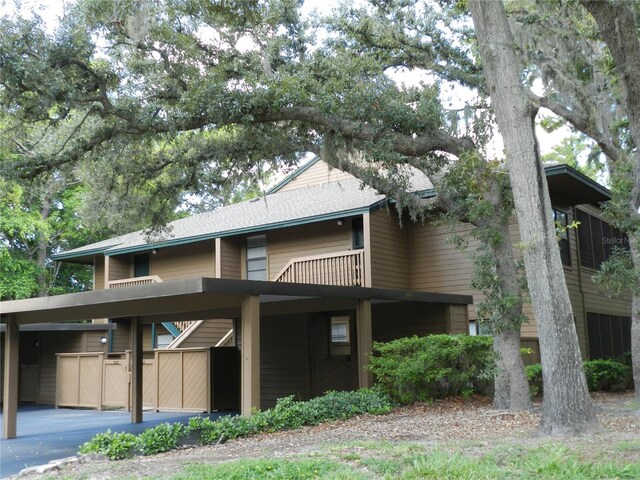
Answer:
[55, 177, 388, 259]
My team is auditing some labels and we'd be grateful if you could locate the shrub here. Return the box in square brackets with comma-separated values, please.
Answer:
[79, 430, 138, 460]
[368, 334, 495, 404]
[583, 359, 632, 392]
[525, 359, 632, 395]
[525, 363, 543, 397]
[138, 422, 184, 455]
[81, 389, 392, 459]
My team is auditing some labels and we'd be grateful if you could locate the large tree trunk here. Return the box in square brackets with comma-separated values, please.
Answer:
[489, 221, 531, 411]
[468, 0, 598, 434]
[581, 0, 640, 405]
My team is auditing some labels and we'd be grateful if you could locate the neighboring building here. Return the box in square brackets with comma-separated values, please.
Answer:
[0, 157, 631, 438]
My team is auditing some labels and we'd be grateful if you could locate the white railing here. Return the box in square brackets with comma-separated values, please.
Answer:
[215, 328, 235, 347]
[107, 275, 163, 289]
[275, 250, 365, 286]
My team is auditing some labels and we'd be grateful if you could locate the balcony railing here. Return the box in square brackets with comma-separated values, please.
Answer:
[107, 275, 163, 289]
[275, 250, 365, 287]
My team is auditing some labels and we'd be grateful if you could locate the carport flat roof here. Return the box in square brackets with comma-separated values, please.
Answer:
[0, 277, 472, 325]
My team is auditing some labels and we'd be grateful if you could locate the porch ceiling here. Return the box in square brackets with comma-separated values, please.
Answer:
[0, 277, 473, 325]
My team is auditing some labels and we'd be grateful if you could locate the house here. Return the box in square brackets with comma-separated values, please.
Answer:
[0, 157, 631, 439]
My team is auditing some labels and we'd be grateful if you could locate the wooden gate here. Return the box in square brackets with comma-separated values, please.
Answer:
[56, 353, 104, 409]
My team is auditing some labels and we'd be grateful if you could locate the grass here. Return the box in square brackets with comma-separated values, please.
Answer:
[159, 441, 640, 480]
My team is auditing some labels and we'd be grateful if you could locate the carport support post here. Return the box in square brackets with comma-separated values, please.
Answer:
[241, 294, 260, 416]
[356, 299, 373, 388]
[3, 314, 19, 439]
[131, 316, 143, 423]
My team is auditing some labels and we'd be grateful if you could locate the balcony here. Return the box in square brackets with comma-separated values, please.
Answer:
[107, 275, 163, 289]
[275, 250, 366, 287]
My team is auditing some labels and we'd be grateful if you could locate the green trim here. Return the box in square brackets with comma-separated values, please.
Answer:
[103, 206, 378, 256]
[51, 246, 119, 261]
[162, 322, 181, 338]
[151, 323, 156, 349]
[265, 155, 321, 194]
[543, 164, 611, 200]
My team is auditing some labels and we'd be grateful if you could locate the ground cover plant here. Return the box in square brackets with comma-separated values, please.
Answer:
[79, 389, 392, 460]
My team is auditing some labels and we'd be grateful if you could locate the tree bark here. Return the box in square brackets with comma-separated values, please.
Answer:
[469, 0, 598, 434]
[489, 221, 531, 411]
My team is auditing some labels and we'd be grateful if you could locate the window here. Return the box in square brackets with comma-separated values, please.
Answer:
[576, 210, 628, 269]
[352, 217, 364, 250]
[133, 254, 150, 277]
[587, 312, 631, 359]
[331, 316, 350, 343]
[553, 209, 571, 266]
[246, 234, 267, 280]
[469, 320, 478, 336]
[156, 333, 173, 349]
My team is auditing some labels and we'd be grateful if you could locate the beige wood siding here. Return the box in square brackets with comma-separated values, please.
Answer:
[277, 160, 354, 193]
[372, 302, 446, 342]
[176, 319, 234, 348]
[369, 208, 410, 290]
[220, 237, 242, 279]
[260, 314, 310, 408]
[108, 255, 130, 282]
[151, 241, 215, 281]
[94, 257, 105, 290]
[267, 221, 353, 280]
[111, 319, 130, 353]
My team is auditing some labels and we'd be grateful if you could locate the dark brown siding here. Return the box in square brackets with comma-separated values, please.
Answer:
[372, 302, 446, 343]
[260, 314, 310, 408]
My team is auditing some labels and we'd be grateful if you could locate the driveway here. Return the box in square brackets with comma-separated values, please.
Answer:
[0, 405, 231, 478]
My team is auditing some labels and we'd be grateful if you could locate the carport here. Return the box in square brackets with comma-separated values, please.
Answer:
[2, 277, 471, 439]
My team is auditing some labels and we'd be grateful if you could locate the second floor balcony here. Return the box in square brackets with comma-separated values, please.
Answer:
[274, 249, 366, 287]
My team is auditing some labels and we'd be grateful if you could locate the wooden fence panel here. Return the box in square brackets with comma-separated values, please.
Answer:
[56, 353, 103, 409]
[143, 360, 156, 408]
[103, 359, 130, 408]
[182, 351, 209, 410]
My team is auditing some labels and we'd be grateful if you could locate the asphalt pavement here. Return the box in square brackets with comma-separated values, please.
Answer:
[0, 405, 231, 478]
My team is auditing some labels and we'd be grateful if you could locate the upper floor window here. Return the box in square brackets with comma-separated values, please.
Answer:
[246, 234, 267, 280]
[553, 209, 571, 266]
[576, 210, 628, 270]
[133, 254, 150, 277]
[352, 217, 364, 250]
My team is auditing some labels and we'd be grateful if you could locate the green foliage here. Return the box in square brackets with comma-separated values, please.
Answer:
[525, 363, 543, 397]
[188, 389, 392, 446]
[78, 430, 138, 460]
[593, 247, 640, 297]
[81, 389, 392, 461]
[368, 335, 495, 404]
[583, 360, 633, 392]
[137, 422, 184, 456]
[526, 360, 632, 395]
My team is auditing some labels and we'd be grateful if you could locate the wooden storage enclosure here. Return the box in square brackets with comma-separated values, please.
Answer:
[55, 347, 239, 412]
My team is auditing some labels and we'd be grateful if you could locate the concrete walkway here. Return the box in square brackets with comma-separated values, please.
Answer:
[0, 405, 231, 478]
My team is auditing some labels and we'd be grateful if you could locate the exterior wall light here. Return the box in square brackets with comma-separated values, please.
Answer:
[100, 336, 108, 344]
